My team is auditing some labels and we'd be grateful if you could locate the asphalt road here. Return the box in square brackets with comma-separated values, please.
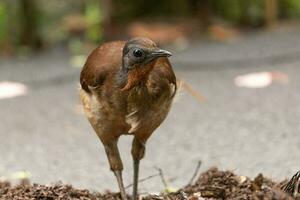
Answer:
[0, 28, 299, 193]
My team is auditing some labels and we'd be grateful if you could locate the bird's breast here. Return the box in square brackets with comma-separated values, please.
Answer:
[125, 82, 174, 134]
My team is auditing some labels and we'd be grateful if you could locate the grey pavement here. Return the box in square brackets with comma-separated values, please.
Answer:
[0, 27, 300, 193]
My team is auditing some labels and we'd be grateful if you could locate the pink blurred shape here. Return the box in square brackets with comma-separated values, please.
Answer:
[235, 71, 288, 88]
[0, 81, 28, 99]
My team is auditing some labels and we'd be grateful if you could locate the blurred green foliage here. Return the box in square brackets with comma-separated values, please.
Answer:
[211, 0, 265, 26]
[0, 1, 8, 44]
[1, 0, 300, 54]
[280, 0, 300, 17]
[112, 0, 190, 21]
[85, 0, 102, 42]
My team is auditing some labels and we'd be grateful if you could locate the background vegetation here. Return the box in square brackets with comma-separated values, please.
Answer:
[1, 0, 300, 55]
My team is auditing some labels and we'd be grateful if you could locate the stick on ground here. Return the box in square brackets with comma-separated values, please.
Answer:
[125, 173, 160, 189]
[154, 167, 169, 189]
[186, 160, 202, 186]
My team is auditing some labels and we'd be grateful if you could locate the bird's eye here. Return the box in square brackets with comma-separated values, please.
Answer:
[133, 49, 143, 58]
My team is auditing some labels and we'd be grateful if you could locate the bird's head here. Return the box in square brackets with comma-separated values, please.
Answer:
[122, 37, 172, 70]
[119, 37, 172, 91]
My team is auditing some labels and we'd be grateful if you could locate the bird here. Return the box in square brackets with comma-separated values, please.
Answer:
[79, 37, 177, 200]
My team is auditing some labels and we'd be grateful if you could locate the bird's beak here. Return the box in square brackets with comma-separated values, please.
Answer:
[151, 48, 172, 58]
[145, 48, 172, 64]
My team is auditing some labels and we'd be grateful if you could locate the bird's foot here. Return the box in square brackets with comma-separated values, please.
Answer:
[283, 171, 300, 199]
[294, 180, 300, 199]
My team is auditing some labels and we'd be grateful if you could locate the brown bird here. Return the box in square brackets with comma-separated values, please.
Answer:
[79, 37, 177, 200]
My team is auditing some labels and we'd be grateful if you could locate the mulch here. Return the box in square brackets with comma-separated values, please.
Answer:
[0, 167, 298, 200]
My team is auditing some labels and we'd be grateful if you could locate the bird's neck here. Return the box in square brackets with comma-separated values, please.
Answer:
[116, 65, 153, 91]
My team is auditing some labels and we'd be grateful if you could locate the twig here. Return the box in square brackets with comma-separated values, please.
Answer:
[154, 166, 169, 189]
[125, 173, 160, 189]
[179, 79, 206, 103]
[186, 160, 202, 186]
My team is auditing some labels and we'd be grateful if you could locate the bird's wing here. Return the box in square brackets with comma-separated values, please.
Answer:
[149, 57, 177, 98]
[80, 41, 125, 93]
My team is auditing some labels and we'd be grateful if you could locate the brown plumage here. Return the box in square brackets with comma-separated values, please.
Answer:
[79, 37, 176, 200]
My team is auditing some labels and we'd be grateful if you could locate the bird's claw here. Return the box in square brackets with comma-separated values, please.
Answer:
[283, 171, 300, 199]
[294, 180, 300, 199]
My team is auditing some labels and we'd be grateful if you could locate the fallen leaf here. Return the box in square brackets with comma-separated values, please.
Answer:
[10, 171, 31, 180]
[164, 186, 177, 193]
[237, 176, 248, 184]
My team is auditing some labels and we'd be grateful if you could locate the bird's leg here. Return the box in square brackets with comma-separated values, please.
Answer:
[131, 137, 146, 200]
[132, 159, 140, 200]
[104, 142, 127, 200]
[113, 170, 127, 200]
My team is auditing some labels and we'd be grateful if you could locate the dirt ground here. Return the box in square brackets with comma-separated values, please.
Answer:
[0, 167, 299, 200]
